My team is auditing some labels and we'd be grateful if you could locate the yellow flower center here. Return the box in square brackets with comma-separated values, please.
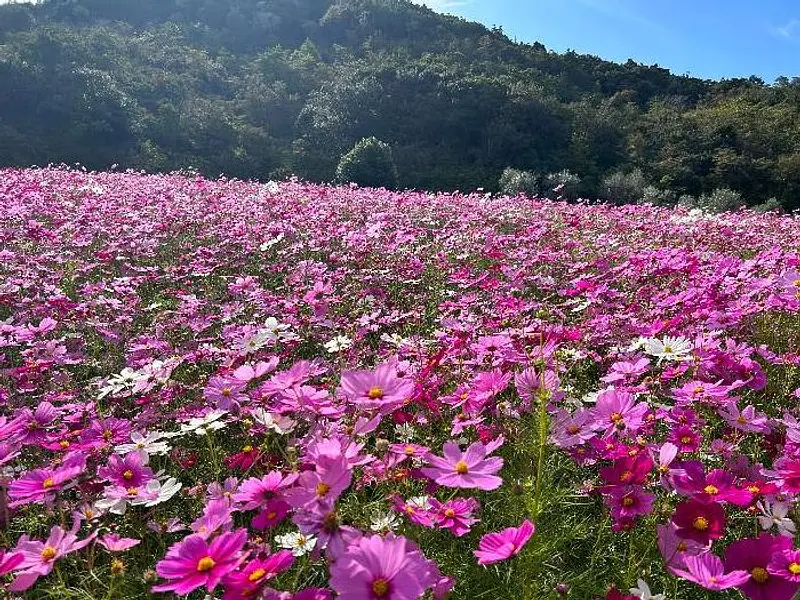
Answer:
[737, 415, 747, 425]
[748, 485, 760, 494]
[372, 578, 390, 598]
[41, 547, 57, 561]
[248, 568, 267, 582]
[104, 429, 114, 440]
[127, 487, 139, 496]
[404, 445, 416, 454]
[242, 445, 253, 453]
[703, 485, 719, 495]
[197, 556, 216, 572]
[692, 516, 709, 531]
[677, 541, 688, 552]
[680, 435, 693, 444]
[42, 478, 55, 489]
[455, 461, 469, 475]
[221, 388, 232, 397]
[566, 425, 580, 434]
[620, 470, 633, 482]
[751, 567, 769, 584]
[693, 385, 704, 394]
[367, 387, 384, 400]
[610, 412, 623, 423]
[622, 496, 635, 507]
[444, 508, 456, 517]
[266, 511, 277, 520]
[123, 470, 134, 480]
[315, 482, 331, 497]
[790, 563, 800, 575]
[59, 440, 70, 449]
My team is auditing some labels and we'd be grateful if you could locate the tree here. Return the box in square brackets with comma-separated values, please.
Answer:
[335, 137, 398, 189]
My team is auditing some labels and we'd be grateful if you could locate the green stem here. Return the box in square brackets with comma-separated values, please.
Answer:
[532, 390, 549, 519]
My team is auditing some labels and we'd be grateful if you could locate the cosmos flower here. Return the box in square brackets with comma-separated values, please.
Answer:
[474, 520, 535, 565]
[421, 441, 503, 491]
[152, 530, 248, 595]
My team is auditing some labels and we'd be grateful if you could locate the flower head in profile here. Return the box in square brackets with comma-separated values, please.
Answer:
[629, 579, 664, 600]
[474, 519, 535, 565]
[672, 552, 749, 591]
[152, 529, 247, 595]
[221, 550, 294, 600]
[421, 441, 503, 491]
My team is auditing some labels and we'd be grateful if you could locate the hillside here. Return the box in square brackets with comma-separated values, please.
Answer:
[1, 0, 799, 207]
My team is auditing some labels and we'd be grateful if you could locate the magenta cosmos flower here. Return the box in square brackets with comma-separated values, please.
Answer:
[8, 464, 83, 507]
[421, 441, 503, 490]
[152, 529, 248, 595]
[222, 550, 294, 600]
[672, 499, 726, 544]
[233, 471, 298, 510]
[672, 553, 749, 591]
[339, 360, 414, 413]
[329, 534, 434, 600]
[474, 519, 535, 565]
[725, 534, 799, 600]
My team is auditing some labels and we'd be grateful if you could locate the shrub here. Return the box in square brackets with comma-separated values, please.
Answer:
[335, 137, 398, 189]
[601, 168, 647, 205]
[639, 185, 676, 206]
[698, 188, 745, 213]
[499, 167, 540, 196]
[545, 170, 581, 200]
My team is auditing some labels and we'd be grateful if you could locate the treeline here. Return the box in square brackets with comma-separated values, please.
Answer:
[1, 0, 799, 208]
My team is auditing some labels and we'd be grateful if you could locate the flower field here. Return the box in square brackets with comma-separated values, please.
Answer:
[1, 167, 800, 599]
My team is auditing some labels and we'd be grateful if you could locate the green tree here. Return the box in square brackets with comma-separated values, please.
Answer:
[335, 136, 398, 189]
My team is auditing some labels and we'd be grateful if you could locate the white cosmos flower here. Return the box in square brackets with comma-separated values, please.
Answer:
[114, 431, 171, 460]
[179, 410, 229, 436]
[275, 531, 317, 557]
[98, 367, 141, 399]
[324, 335, 352, 354]
[630, 579, 665, 600]
[641, 336, 693, 362]
[758, 500, 797, 536]
[250, 408, 296, 434]
[370, 513, 400, 532]
[134, 477, 182, 508]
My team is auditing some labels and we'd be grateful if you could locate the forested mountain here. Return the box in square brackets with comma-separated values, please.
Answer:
[1, 0, 799, 207]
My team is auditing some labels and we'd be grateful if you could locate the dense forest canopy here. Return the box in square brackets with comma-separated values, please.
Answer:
[1, 0, 799, 208]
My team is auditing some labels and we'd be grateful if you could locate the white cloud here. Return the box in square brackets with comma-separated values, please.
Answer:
[772, 18, 800, 40]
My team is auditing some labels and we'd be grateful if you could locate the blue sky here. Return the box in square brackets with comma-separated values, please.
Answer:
[416, 0, 800, 82]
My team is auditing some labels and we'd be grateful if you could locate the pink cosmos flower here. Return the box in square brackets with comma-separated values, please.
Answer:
[657, 523, 710, 575]
[718, 403, 770, 434]
[233, 471, 298, 510]
[429, 497, 479, 537]
[605, 486, 655, 522]
[98, 534, 141, 552]
[329, 534, 434, 600]
[152, 529, 248, 595]
[8, 464, 83, 507]
[10, 522, 95, 591]
[204, 374, 248, 411]
[725, 534, 799, 600]
[222, 550, 294, 600]
[251, 499, 290, 530]
[421, 441, 503, 491]
[338, 360, 414, 413]
[591, 389, 648, 435]
[768, 549, 800, 583]
[285, 455, 352, 510]
[672, 552, 749, 591]
[474, 519, 535, 565]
